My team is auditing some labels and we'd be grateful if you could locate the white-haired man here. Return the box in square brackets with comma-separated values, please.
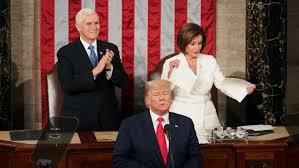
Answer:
[57, 8, 128, 131]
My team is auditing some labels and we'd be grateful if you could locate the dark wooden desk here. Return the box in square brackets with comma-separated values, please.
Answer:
[0, 130, 298, 168]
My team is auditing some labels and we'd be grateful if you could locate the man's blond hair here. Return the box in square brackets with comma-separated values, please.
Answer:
[144, 79, 173, 98]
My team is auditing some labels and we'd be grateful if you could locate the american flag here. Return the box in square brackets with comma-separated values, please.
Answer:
[40, 0, 215, 126]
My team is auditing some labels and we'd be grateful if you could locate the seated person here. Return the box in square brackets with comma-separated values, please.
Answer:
[112, 79, 202, 168]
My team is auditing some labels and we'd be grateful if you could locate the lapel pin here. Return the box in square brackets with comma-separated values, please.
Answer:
[175, 124, 178, 128]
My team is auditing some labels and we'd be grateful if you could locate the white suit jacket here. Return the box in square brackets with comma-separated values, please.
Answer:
[161, 53, 248, 135]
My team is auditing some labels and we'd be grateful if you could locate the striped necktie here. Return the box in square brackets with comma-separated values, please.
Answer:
[88, 45, 98, 67]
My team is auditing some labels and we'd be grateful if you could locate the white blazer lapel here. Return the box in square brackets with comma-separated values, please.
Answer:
[168, 53, 197, 93]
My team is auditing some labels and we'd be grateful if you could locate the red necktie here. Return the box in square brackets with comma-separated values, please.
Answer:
[156, 117, 167, 165]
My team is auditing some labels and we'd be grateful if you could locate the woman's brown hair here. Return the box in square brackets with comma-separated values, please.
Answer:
[177, 23, 206, 53]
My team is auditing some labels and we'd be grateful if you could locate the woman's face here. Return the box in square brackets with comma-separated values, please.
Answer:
[184, 35, 203, 58]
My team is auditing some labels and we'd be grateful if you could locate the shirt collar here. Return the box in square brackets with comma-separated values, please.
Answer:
[80, 37, 97, 51]
[149, 110, 169, 124]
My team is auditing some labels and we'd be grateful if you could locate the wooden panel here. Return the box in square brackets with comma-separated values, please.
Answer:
[14, 152, 34, 168]
[67, 150, 113, 168]
[0, 150, 13, 168]
[1, 133, 299, 168]
[286, 143, 299, 168]
[236, 150, 285, 168]
[202, 150, 234, 168]
[13, 151, 65, 168]
[245, 160, 273, 168]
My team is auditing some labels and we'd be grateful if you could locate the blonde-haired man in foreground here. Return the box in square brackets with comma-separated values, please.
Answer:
[112, 80, 202, 168]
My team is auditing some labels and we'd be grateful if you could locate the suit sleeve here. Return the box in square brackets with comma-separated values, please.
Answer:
[212, 58, 249, 102]
[213, 58, 226, 89]
[183, 119, 203, 168]
[57, 48, 97, 93]
[109, 44, 128, 88]
[161, 59, 170, 80]
[112, 120, 146, 168]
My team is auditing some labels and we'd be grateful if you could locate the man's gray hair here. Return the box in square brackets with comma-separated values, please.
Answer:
[75, 8, 98, 25]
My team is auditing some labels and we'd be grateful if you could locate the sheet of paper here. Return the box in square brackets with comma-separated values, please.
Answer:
[219, 78, 250, 102]
[240, 125, 273, 131]
[197, 135, 209, 144]
[169, 67, 196, 93]
[94, 131, 118, 142]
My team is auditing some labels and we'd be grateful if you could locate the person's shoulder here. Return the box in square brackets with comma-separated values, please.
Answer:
[170, 113, 196, 132]
[169, 112, 193, 123]
[121, 111, 147, 126]
[97, 40, 118, 49]
[164, 53, 183, 63]
[199, 53, 217, 64]
[57, 39, 80, 53]
[199, 53, 216, 61]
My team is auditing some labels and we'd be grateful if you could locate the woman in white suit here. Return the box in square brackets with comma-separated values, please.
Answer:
[161, 23, 256, 139]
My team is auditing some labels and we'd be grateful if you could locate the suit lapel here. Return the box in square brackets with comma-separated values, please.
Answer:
[75, 39, 94, 69]
[169, 112, 178, 143]
[142, 111, 166, 167]
[178, 53, 197, 77]
[96, 40, 105, 60]
[167, 113, 178, 167]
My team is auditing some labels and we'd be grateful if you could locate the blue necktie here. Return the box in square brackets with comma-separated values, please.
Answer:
[88, 45, 98, 67]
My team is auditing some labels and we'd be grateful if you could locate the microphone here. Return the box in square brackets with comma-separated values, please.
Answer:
[164, 124, 171, 141]
[164, 124, 174, 168]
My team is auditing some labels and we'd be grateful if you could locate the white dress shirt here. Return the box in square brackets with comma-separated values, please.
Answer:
[149, 110, 169, 151]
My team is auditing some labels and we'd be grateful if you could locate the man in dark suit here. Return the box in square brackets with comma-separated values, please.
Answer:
[57, 8, 128, 131]
[112, 80, 202, 168]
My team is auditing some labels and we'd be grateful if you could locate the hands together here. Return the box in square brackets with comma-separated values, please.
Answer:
[92, 49, 114, 77]
[103, 49, 114, 70]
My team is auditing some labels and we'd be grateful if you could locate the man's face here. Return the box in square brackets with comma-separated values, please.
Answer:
[76, 13, 100, 43]
[145, 86, 172, 116]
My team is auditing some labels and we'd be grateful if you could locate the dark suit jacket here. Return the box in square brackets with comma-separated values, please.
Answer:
[112, 111, 202, 168]
[57, 38, 128, 131]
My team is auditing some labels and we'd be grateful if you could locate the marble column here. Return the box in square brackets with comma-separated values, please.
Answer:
[286, 0, 299, 125]
[0, 0, 10, 129]
[246, 0, 287, 125]
[10, 0, 41, 129]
